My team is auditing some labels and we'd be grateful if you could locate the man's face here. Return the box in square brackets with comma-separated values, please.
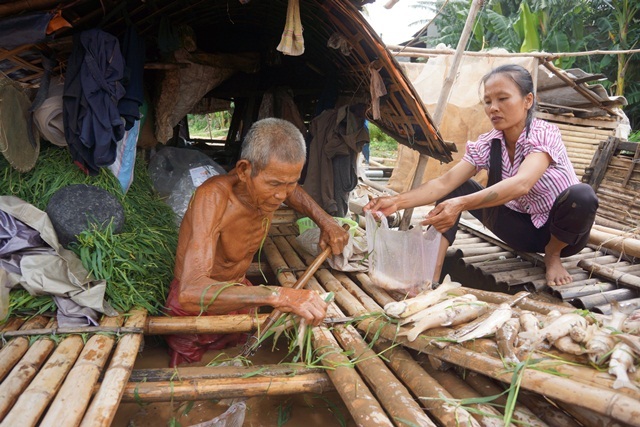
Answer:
[244, 159, 304, 213]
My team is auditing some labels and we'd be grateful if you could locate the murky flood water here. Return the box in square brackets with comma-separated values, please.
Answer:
[113, 336, 356, 427]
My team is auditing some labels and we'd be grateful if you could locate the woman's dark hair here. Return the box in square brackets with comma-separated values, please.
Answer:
[481, 64, 537, 136]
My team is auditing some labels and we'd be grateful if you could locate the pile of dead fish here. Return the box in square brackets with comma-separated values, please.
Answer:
[385, 280, 640, 392]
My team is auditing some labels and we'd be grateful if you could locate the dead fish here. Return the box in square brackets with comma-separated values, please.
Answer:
[608, 342, 639, 391]
[542, 310, 562, 326]
[520, 313, 588, 345]
[384, 274, 462, 318]
[603, 300, 635, 332]
[586, 327, 616, 365]
[401, 299, 488, 342]
[519, 311, 541, 332]
[454, 303, 513, 343]
[496, 317, 521, 364]
[297, 318, 307, 363]
[553, 335, 588, 355]
[400, 294, 477, 325]
[616, 333, 640, 356]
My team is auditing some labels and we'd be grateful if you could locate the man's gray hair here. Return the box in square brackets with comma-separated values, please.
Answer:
[240, 118, 306, 176]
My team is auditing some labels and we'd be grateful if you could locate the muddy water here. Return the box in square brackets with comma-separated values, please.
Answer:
[112, 337, 356, 427]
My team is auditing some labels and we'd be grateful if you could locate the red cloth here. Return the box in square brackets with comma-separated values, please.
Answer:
[164, 277, 254, 367]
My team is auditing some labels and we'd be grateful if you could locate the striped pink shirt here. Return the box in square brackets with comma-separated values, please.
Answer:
[462, 118, 579, 228]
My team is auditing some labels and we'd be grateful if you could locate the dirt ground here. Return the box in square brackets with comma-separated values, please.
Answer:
[112, 336, 356, 427]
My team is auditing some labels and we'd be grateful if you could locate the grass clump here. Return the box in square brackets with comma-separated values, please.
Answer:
[1, 147, 178, 316]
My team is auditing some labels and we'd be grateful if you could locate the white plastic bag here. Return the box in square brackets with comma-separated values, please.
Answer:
[365, 210, 442, 293]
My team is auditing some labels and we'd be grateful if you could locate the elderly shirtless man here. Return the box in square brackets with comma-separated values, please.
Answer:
[165, 118, 349, 366]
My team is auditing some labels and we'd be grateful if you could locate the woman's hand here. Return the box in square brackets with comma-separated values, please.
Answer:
[272, 288, 328, 326]
[363, 196, 399, 217]
[421, 198, 465, 232]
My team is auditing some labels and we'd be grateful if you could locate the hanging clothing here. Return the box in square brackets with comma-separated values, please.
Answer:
[118, 26, 145, 131]
[277, 0, 304, 56]
[63, 29, 126, 175]
[303, 105, 369, 216]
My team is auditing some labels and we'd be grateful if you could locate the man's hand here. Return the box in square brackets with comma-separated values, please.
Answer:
[363, 196, 399, 217]
[318, 220, 349, 255]
[273, 288, 328, 325]
[421, 198, 464, 232]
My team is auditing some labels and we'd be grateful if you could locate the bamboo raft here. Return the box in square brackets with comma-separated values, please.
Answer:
[1, 212, 639, 426]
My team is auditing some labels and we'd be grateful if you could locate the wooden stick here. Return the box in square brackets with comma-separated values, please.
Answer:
[1, 334, 84, 426]
[129, 364, 323, 383]
[0, 319, 56, 420]
[40, 316, 122, 426]
[372, 339, 480, 427]
[145, 313, 268, 335]
[79, 309, 147, 427]
[120, 373, 333, 402]
[0, 316, 49, 381]
[355, 318, 640, 426]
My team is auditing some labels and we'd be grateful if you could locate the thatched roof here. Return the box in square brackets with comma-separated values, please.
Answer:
[0, 0, 454, 162]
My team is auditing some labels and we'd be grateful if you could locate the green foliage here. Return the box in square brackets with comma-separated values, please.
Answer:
[421, 0, 640, 128]
[368, 123, 398, 158]
[188, 112, 231, 139]
[0, 147, 178, 315]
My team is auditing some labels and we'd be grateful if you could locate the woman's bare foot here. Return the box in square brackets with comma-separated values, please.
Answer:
[544, 254, 572, 286]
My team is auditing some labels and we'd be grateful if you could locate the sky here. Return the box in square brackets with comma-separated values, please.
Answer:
[362, 0, 435, 45]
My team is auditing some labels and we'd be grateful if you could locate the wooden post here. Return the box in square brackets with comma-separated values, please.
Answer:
[399, 0, 485, 229]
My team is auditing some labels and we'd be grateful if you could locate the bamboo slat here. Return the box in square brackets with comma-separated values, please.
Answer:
[463, 371, 549, 427]
[1, 334, 84, 427]
[40, 316, 123, 426]
[79, 309, 147, 427]
[0, 319, 56, 420]
[120, 373, 333, 402]
[334, 324, 437, 426]
[578, 258, 640, 290]
[517, 390, 581, 427]
[372, 339, 480, 427]
[0, 316, 49, 381]
[589, 228, 640, 258]
[312, 326, 394, 427]
[129, 364, 322, 382]
[420, 362, 506, 427]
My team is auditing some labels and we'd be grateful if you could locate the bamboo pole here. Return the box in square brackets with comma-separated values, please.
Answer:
[420, 362, 506, 427]
[517, 390, 581, 427]
[556, 401, 629, 427]
[463, 371, 549, 427]
[0, 325, 141, 338]
[354, 272, 396, 307]
[578, 258, 640, 290]
[311, 325, 394, 426]
[0, 317, 25, 334]
[1, 333, 84, 427]
[40, 316, 123, 427]
[0, 318, 56, 420]
[355, 318, 640, 426]
[333, 324, 437, 427]
[0, 316, 49, 381]
[589, 228, 640, 258]
[129, 364, 323, 383]
[460, 252, 515, 264]
[372, 339, 480, 427]
[79, 309, 147, 427]
[119, 373, 334, 402]
[386, 45, 640, 59]
[145, 313, 269, 335]
[552, 282, 617, 300]
[262, 234, 394, 426]
[399, 0, 484, 229]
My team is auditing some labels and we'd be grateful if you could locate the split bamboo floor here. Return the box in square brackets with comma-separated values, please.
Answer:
[450, 213, 640, 315]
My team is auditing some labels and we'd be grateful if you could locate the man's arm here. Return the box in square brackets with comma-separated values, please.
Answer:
[285, 185, 349, 255]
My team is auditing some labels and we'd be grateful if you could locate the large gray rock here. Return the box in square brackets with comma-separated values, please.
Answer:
[46, 184, 125, 248]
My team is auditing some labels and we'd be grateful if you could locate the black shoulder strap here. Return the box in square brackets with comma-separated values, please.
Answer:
[487, 138, 503, 187]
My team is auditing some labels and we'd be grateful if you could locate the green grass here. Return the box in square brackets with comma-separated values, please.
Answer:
[369, 123, 398, 159]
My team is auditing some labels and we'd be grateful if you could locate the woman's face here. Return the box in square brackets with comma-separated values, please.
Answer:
[483, 73, 533, 140]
